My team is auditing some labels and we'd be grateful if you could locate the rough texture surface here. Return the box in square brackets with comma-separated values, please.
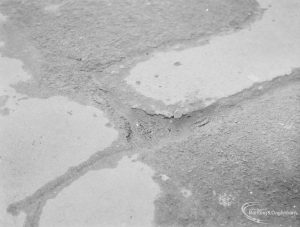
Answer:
[142, 74, 300, 227]
[0, 0, 259, 97]
[0, 0, 299, 226]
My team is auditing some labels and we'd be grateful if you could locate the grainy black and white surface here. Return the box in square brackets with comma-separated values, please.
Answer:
[0, 0, 299, 227]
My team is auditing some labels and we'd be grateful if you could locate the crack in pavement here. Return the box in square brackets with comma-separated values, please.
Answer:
[6, 69, 300, 227]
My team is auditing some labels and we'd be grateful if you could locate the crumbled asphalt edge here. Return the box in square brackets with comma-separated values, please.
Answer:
[138, 72, 300, 227]
[0, 0, 262, 131]
[0, 0, 293, 226]
[0, 0, 261, 98]
[5, 70, 300, 227]
[0, 2, 271, 226]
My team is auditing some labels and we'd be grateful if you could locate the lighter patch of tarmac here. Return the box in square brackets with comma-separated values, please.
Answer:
[0, 0, 299, 226]
[0, 32, 118, 226]
[125, 0, 300, 116]
[39, 156, 160, 227]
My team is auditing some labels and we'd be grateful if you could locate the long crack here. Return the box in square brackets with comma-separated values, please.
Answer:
[7, 69, 300, 227]
[1, 1, 298, 225]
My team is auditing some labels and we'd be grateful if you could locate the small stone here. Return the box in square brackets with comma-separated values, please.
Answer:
[173, 61, 181, 66]
[160, 174, 169, 181]
[181, 188, 192, 198]
[218, 193, 235, 207]
[174, 110, 182, 119]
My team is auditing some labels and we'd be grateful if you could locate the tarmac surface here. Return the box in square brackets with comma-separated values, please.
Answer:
[0, 0, 299, 226]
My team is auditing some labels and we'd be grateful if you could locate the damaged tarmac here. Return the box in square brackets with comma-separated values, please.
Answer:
[0, 0, 299, 226]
